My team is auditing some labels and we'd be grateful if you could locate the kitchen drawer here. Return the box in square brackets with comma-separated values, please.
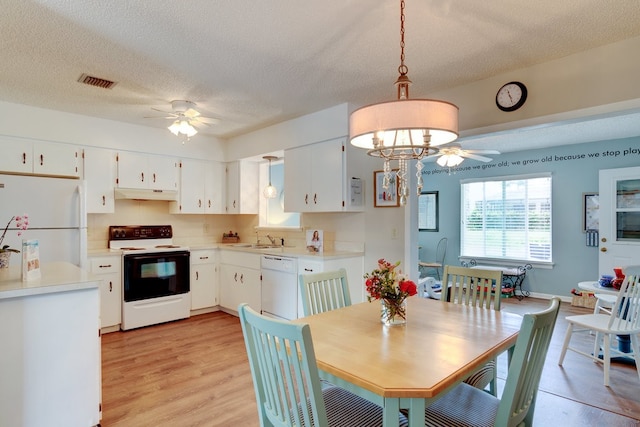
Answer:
[219, 250, 261, 269]
[191, 249, 216, 265]
[298, 259, 323, 275]
[90, 256, 120, 274]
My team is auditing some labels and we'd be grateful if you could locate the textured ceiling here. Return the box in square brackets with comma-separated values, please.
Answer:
[1, 0, 640, 150]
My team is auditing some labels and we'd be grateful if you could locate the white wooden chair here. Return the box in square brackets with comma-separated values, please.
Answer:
[441, 265, 504, 396]
[419, 237, 448, 280]
[299, 268, 351, 316]
[559, 273, 640, 386]
[238, 303, 409, 427]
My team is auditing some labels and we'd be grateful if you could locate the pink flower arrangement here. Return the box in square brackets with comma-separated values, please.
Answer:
[0, 214, 29, 253]
[365, 259, 418, 302]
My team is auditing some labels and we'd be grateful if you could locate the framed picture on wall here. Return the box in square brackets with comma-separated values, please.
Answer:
[373, 170, 399, 207]
[583, 192, 599, 231]
[418, 191, 439, 231]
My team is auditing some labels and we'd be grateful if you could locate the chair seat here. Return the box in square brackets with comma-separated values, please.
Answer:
[463, 360, 496, 391]
[423, 383, 499, 427]
[566, 313, 640, 335]
[320, 386, 409, 427]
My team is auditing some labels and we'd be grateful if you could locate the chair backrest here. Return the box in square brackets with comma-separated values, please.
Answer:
[496, 297, 561, 427]
[238, 303, 328, 427]
[441, 265, 503, 310]
[435, 237, 448, 265]
[608, 273, 640, 332]
[299, 268, 351, 316]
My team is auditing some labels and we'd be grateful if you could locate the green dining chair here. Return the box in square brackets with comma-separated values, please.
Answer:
[421, 297, 561, 427]
[238, 303, 409, 427]
[299, 268, 352, 316]
[442, 265, 504, 396]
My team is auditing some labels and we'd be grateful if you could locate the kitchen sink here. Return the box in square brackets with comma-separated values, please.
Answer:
[251, 244, 282, 249]
[230, 243, 252, 248]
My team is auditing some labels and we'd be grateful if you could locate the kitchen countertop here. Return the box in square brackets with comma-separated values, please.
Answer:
[89, 244, 364, 260]
[0, 262, 100, 300]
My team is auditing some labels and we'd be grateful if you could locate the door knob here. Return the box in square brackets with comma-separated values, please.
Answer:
[600, 247, 607, 252]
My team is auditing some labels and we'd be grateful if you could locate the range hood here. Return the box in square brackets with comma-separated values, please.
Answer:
[114, 188, 178, 201]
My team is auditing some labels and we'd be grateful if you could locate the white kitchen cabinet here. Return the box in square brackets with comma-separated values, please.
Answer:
[33, 141, 80, 177]
[0, 136, 79, 177]
[89, 254, 122, 330]
[116, 151, 178, 191]
[170, 159, 224, 214]
[284, 137, 362, 212]
[84, 147, 116, 213]
[219, 250, 261, 313]
[298, 255, 365, 304]
[190, 249, 219, 311]
[225, 160, 258, 214]
[0, 136, 33, 174]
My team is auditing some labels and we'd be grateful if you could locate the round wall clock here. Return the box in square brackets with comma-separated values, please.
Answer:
[496, 81, 527, 112]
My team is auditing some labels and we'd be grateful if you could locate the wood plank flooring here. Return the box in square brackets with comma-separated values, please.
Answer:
[101, 298, 640, 426]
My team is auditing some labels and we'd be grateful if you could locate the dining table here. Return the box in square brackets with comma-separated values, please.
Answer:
[293, 296, 523, 427]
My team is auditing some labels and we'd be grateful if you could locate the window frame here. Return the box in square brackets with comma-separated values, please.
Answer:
[460, 173, 552, 266]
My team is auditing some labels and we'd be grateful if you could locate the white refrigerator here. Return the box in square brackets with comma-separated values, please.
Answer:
[0, 174, 87, 268]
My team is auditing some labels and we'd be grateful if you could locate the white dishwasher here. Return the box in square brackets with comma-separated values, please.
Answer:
[261, 255, 298, 320]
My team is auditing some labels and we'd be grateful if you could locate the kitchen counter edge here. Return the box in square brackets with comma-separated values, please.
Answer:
[0, 262, 100, 300]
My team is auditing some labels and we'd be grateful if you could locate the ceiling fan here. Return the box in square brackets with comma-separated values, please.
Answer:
[146, 100, 220, 139]
[424, 143, 500, 167]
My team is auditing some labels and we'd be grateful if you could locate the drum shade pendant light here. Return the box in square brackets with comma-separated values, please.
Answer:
[349, 0, 459, 206]
[263, 156, 278, 199]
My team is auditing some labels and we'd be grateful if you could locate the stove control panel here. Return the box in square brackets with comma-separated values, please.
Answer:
[109, 225, 173, 241]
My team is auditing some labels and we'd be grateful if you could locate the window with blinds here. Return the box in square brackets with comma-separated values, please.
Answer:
[461, 174, 552, 263]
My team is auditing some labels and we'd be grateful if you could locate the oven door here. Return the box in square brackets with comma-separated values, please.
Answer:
[123, 250, 190, 302]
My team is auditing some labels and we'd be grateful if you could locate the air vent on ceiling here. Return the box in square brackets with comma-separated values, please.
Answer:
[77, 73, 117, 89]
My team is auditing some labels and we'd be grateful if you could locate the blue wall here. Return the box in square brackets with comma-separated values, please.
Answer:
[418, 136, 640, 297]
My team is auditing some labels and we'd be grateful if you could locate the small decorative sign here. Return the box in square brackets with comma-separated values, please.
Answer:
[22, 239, 41, 281]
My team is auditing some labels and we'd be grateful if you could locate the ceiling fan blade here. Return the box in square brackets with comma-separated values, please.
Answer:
[184, 108, 201, 119]
[463, 152, 493, 162]
[466, 149, 501, 155]
[144, 115, 179, 120]
[195, 116, 220, 125]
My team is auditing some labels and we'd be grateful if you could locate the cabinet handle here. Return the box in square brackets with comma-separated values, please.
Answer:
[240, 273, 244, 283]
[40, 154, 44, 166]
[198, 199, 202, 208]
[22, 152, 26, 164]
[305, 194, 309, 205]
[102, 195, 106, 206]
[208, 200, 211, 208]
[196, 271, 199, 280]
[314, 193, 317, 204]
[233, 200, 237, 208]
[304, 268, 314, 272]
[141, 172, 145, 182]
[99, 264, 112, 268]
[109, 281, 113, 292]
[234, 272, 238, 282]
[199, 256, 209, 260]
[153, 173, 157, 183]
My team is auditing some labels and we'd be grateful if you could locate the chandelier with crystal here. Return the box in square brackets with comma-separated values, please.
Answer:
[349, 0, 459, 206]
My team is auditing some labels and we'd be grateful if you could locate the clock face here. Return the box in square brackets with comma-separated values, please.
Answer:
[496, 81, 527, 112]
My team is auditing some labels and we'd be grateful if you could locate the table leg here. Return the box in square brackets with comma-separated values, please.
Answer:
[383, 398, 401, 427]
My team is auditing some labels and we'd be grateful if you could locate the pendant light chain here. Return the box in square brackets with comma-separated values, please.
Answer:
[398, 0, 407, 77]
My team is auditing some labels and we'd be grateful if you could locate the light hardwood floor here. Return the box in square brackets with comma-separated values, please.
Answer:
[101, 298, 640, 426]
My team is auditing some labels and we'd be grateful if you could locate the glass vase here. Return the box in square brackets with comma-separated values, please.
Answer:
[381, 298, 407, 326]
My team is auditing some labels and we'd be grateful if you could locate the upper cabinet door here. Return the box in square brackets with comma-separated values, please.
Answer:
[0, 136, 32, 174]
[117, 152, 177, 191]
[284, 137, 346, 212]
[83, 147, 116, 213]
[33, 142, 80, 178]
[204, 161, 224, 213]
[226, 160, 258, 214]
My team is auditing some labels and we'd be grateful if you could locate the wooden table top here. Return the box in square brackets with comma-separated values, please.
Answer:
[294, 297, 522, 398]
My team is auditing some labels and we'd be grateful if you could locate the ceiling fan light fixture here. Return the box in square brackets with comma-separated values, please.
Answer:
[437, 153, 464, 167]
[348, 0, 459, 206]
[168, 119, 197, 138]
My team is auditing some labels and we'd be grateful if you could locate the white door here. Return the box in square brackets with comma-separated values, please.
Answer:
[598, 166, 640, 275]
